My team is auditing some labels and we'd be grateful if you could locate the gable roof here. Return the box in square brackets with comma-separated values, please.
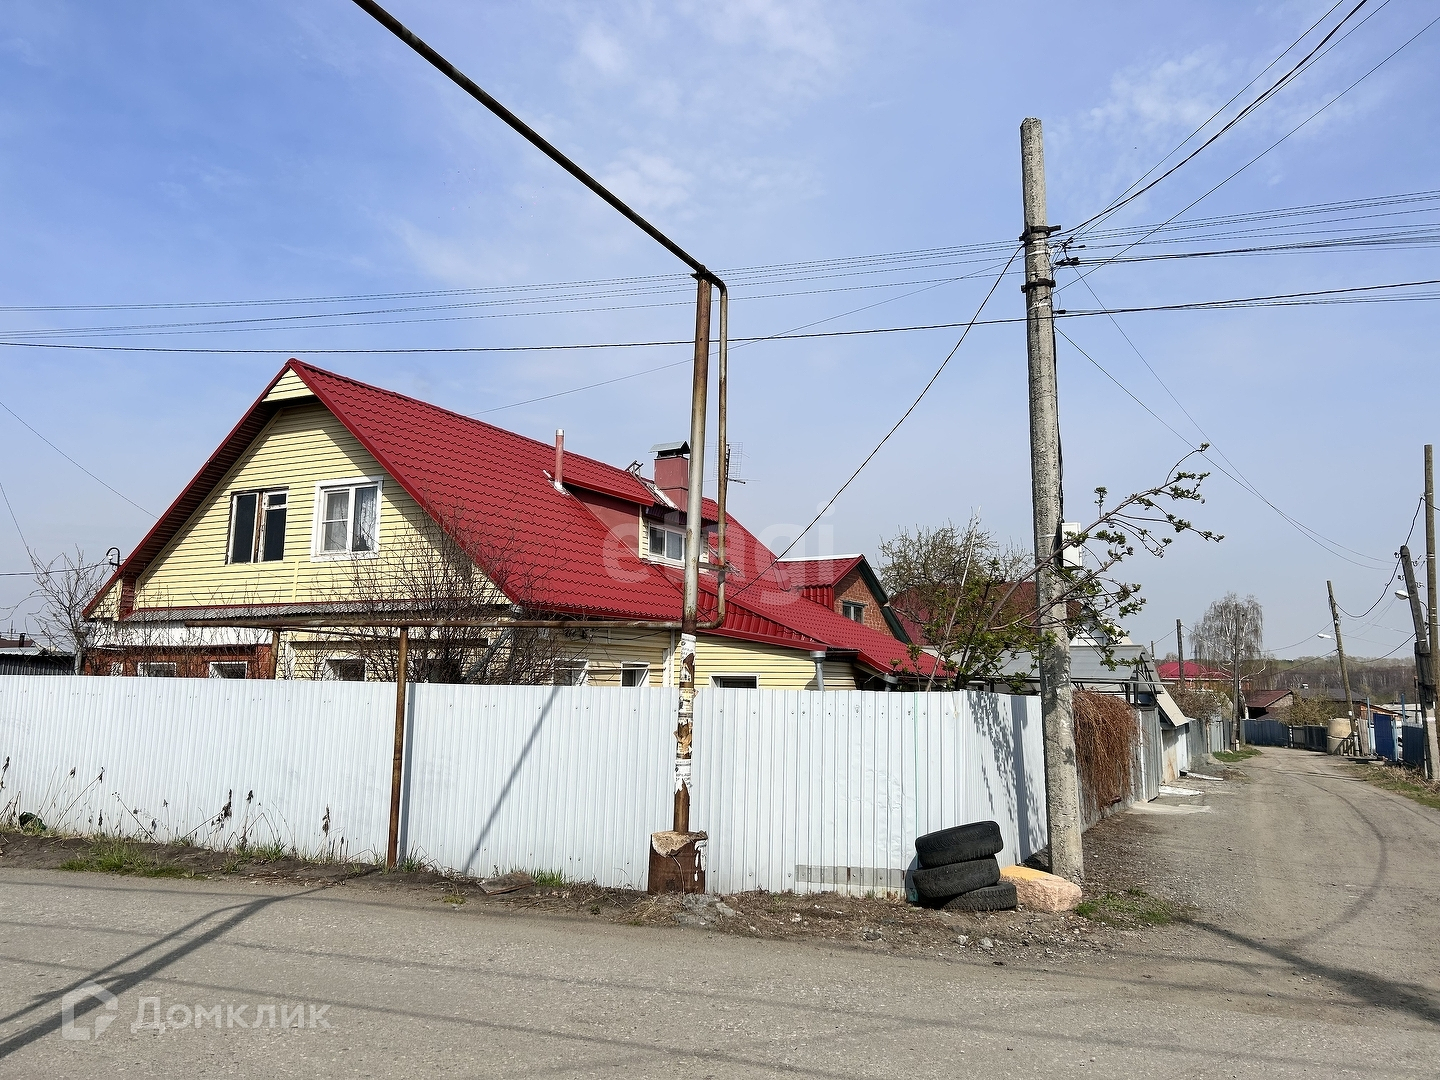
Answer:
[1244, 689, 1294, 709]
[90, 360, 929, 678]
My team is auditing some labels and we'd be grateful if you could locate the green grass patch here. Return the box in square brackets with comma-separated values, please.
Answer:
[532, 869, 567, 888]
[1211, 747, 1261, 763]
[1353, 763, 1440, 811]
[1075, 886, 1187, 927]
[61, 838, 192, 878]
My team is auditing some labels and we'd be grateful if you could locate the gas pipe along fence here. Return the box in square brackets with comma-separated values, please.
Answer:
[0, 675, 1048, 895]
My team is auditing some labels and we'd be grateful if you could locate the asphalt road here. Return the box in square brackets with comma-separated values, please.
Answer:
[2, 748, 1438, 1078]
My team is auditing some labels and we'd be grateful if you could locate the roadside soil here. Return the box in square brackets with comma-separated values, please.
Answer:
[0, 824, 1173, 966]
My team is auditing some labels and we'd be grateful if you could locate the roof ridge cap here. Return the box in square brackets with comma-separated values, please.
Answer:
[293, 359, 648, 487]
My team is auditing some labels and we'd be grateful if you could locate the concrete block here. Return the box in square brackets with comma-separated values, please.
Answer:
[1000, 865, 1082, 912]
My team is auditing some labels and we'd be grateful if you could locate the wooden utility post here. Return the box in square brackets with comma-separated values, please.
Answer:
[1175, 619, 1185, 689]
[1399, 542, 1434, 777]
[386, 626, 409, 869]
[1327, 582, 1360, 753]
[1020, 118, 1083, 883]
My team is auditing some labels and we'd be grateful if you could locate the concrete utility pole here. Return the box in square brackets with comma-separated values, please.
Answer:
[1427, 445, 1440, 776]
[1327, 581, 1360, 753]
[1020, 118, 1083, 884]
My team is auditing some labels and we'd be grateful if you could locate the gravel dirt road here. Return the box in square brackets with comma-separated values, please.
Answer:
[2, 747, 1437, 1078]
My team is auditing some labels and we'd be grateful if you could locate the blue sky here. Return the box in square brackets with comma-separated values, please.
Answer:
[1, 1, 1436, 661]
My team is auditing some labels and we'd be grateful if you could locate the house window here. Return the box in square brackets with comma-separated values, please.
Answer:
[841, 601, 865, 623]
[138, 662, 177, 678]
[712, 674, 758, 689]
[647, 524, 686, 564]
[313, 479, 381, 556]
[621, 662, 650, 687]
[228, 489, 288, 564]
[209, 661, 248, 679]
[554, 660, 588, 686]
[326, 658, 365, 682]
[108, 662, 124, 677]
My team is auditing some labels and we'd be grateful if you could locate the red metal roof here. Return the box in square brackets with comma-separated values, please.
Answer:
[1157, 660, 1231, 681]
[93, 360, 933, 677]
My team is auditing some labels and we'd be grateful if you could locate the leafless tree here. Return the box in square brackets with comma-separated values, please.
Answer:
[881, 449, 1222, 684]
[303, 503, 569, 685]
[31, 547, 112, 673]
[1191, 592, 1266, 743]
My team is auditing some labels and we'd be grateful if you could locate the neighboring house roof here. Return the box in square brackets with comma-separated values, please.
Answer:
[1156, 660, 1230, 681]
[1244, 689, 1293, 709]
[775, 554, 909, 643]
[89, 359, 928, 680]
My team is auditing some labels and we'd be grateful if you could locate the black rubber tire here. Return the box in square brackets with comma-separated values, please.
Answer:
[942, 881, 1017, 912]
[915, 821, 1003, 869]
[911, 856, 1001, 905]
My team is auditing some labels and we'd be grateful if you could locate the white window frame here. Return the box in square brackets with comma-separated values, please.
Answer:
[645, 523, 687, 566]
[710, 673, 759, 689]
[226, 487, 289, 565]
[208, 661, 249, 679]
[620, 662, 650, 687]
[554, 659, 589, 686]
[841, 600, 866, 623]
[310, 476, 384, 560]
[138, 662, 178, 678]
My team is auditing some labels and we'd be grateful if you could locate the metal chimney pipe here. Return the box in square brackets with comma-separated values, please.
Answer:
[554, 429, 565, 491]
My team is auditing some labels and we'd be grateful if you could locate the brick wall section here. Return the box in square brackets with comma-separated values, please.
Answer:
[834, 568, 894, 637]
[83, 644, 271, 679]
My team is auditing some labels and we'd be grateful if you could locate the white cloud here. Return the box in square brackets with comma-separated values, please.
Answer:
[599, 149, 694, 213]
[577, 23, 628, 77]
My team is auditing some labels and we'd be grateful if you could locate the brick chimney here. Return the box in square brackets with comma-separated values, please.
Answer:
[651, 441, 690, 504]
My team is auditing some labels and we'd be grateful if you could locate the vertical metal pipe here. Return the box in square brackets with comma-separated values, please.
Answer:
[387, 626, 409, 869]
[712, 281, 728, 624]
[673, 278, 712, 834]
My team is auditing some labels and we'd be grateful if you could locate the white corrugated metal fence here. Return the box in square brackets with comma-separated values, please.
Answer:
[1, 676, 1044, 893]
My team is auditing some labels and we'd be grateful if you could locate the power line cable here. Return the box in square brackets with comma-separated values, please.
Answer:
[0, 399, 154, 517]
[1062, 11, 1440, 291]
[729, 248, 1023, 600]
[1073, 0, 1376, 237]
[1053, 324, 1388, 570]
[3, 277, 1435, 358]
[1074, 274, 1389, 567]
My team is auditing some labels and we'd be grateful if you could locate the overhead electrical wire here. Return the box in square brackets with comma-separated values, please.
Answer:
[1072, 273, 1391, 568]
[1061, 9, 1440, 291]
[730, 247, 1024, 598]
[1072, 0, 1380, 238]
[2, 277, 1435, 357]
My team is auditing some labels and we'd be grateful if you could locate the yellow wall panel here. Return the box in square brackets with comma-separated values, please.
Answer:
[134, 403, 455, 610]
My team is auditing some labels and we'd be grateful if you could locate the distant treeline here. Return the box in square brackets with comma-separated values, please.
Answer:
[1262, 657, 1418, 703]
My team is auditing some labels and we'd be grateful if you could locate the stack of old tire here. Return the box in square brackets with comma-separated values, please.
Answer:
[911, 820, 1017, 911]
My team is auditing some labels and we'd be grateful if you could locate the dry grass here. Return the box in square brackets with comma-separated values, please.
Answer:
[1075, 690, 1139, 818]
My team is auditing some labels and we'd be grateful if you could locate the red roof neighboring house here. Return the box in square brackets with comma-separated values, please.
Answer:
[1157, 660, 1231, 682]
[89, 359, 929, 682]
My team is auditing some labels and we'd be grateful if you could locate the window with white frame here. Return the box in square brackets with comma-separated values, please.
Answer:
[646, 524, 686, 564]
[711, 674, 758, 689]
[138, 662, 177, 678]
[313, 479, 380, 557]
[841, 600, 865, 623]
[620, 662, 650, 687]
[228, 489, 288, 564]
[553, 659, 588, 686]
[208, 661, 248, 679]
